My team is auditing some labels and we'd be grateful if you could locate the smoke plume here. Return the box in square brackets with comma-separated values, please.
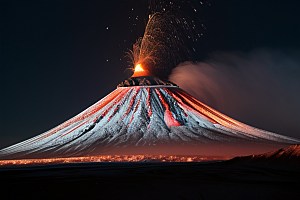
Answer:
[169, 49, 300, 138]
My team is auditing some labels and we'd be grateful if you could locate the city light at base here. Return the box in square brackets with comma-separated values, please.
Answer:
[0, 155, 232, 166]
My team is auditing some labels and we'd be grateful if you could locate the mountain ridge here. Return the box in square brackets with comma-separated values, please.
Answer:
[1, 76, 299, 159]
[227, 144, 300, 166]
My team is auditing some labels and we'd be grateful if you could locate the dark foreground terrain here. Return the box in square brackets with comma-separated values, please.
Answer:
[1, 158, 300, 200]
[1, 145, 300, 200]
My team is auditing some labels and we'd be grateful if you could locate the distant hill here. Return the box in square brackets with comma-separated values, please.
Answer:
[227, 144, 300, 167]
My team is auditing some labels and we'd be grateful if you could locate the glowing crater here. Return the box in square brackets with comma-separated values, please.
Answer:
[131, 64, 152, 77]
[135, 64, 144, 72]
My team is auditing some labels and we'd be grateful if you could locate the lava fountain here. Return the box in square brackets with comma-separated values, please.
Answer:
[127, 12, 195, 79]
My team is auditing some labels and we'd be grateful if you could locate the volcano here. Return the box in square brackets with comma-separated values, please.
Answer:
[0, 73, 299, 160]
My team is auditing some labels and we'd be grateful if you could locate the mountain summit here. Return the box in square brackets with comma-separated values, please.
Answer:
[0, 75, 299, 159]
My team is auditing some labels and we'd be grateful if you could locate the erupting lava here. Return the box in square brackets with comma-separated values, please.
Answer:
[135, 64, 144, 72]
[127, 12, 196, 79]
[131, 64, 152, 77]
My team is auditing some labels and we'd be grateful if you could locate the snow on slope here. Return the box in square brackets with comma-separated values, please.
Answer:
[0, 86, 299, 159]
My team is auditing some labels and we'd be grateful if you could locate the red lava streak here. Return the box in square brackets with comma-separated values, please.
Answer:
[0, 77, 299, 160]
[147, 88, 152, 117]
[155, 88, 181, 127]
[41, 88, 128, 140]
[128, 98, 141, 128]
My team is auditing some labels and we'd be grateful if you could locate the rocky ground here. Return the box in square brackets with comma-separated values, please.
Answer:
[1, 145, 299, 200]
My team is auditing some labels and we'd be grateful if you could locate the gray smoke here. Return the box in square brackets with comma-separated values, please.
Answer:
[169, 49, 300, 138]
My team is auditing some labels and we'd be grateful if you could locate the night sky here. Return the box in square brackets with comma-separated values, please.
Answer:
[1, 0, 300, 149]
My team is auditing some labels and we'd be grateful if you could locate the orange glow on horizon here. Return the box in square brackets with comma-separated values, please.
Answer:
[0, 155, 231, 166]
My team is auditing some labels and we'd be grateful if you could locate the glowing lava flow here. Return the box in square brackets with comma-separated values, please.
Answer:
[0, 79, 299, 160]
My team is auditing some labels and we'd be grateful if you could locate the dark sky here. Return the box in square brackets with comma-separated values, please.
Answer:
[1, 0, 300, 149]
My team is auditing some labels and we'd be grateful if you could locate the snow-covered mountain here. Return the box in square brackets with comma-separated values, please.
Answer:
[0, 76, 299, 159]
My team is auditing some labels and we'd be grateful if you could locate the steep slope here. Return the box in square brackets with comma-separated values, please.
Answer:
[0, 77, 299, 159]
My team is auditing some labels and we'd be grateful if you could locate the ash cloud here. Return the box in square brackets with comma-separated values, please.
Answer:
[169, 49, 300, 139]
